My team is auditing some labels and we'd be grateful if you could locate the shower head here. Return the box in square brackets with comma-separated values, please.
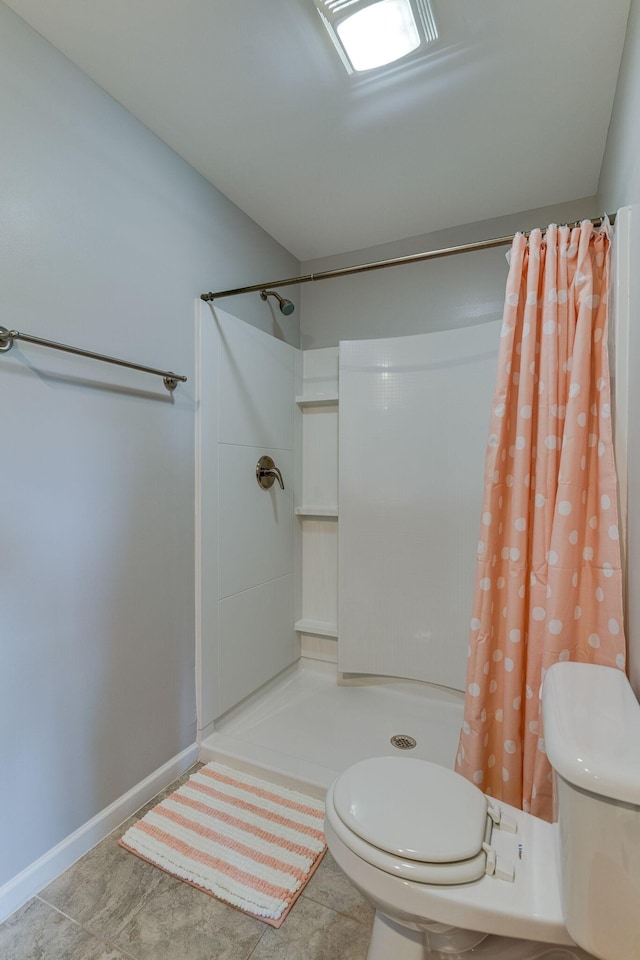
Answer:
[260, 289, 295, 316]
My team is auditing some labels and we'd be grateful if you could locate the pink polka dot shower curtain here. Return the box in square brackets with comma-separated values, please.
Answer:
[455, 220, 626, 822]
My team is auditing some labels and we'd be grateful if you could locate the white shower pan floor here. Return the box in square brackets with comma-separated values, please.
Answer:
[199, 658, 464, 798]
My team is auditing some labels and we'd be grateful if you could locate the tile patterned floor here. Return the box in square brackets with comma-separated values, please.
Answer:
[0, 766, 375, 960]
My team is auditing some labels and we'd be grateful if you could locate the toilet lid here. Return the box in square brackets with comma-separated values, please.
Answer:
[332, 757, 488, 864]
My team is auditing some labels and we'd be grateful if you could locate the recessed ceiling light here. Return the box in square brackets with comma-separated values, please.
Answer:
[314, 0, 438, 75]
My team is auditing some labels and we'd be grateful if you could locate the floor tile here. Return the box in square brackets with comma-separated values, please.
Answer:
[112, 874, 265, 960]
[249, 895, 372, 960]
[302, 851, 375, 925]
[39, 819, 165, 940]
[0, 898, 130, 960]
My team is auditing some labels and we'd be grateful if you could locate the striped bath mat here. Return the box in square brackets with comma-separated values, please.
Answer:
[119, 762, 326, 927]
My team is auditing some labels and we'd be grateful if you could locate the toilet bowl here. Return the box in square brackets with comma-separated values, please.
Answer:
[324, 663, 640, 960]
[325, 757, 587, 959]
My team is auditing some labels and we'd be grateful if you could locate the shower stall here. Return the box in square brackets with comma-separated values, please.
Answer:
[196, 207, 634, 795]
[196, 301, 494, 793]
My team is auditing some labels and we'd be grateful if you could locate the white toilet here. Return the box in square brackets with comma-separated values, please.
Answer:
[325, 662, 640, 960]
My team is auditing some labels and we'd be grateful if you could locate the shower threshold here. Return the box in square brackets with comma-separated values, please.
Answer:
[199, 658, 464, 798]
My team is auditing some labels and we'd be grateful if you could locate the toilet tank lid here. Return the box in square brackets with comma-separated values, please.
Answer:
[543, 662, 640, 806]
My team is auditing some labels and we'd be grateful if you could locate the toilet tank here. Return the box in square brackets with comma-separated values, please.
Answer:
[543, 662, 640, 960]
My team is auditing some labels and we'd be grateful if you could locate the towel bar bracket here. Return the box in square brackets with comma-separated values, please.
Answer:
[0, 327, 14, 353]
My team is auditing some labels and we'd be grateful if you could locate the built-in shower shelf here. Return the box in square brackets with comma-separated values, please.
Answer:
[295, 506, 339, 518]
[295, 394, 339, 406]
[295, 619, 338, 638]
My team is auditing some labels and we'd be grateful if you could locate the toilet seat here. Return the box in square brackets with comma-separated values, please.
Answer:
[329, 757, 492, 884]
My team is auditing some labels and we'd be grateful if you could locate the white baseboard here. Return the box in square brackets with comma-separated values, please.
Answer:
[0, 741, 199, 925]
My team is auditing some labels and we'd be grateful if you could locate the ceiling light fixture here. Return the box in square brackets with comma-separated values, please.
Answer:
[314, 0, 438, 74]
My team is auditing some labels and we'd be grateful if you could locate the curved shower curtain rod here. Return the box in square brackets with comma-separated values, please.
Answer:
[200, 213, 616, 304]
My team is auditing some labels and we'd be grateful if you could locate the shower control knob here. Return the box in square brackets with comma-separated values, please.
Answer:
[256, 455, 285, 490]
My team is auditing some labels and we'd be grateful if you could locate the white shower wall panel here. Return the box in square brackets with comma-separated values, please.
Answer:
[301, 520, 339, 625]
[301, 346, 339, 399]
[197, 305, 300, 728]
[301, 405, 339, 508]
[218, 314, 295, 449]
[218, 444, 294, 598]
[339, 322, 499, 691]
[218, 575, 296, 715]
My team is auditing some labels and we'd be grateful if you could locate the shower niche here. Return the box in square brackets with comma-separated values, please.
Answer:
[295, 347, 340, 661]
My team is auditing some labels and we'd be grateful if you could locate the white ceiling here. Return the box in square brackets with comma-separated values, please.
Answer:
[5, 0, 631, 260]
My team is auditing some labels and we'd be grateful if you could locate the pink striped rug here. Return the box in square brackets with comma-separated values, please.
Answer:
[119, 762, 326, 927]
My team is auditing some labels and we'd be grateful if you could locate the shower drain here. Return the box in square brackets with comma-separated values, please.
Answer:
[390, 734, 417, 750]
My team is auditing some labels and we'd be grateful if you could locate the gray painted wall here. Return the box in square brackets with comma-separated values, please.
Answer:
[299, 198, 600, 349]
[599, 0, 640, 689]
[0, 0, 298, 892]
[599, 0, 640, 210]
